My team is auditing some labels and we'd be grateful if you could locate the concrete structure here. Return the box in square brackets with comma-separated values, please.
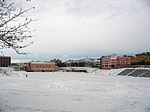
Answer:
[100, 54, 131, 69]
[26, 61, 59, 72]
[0, 56, 11, 67]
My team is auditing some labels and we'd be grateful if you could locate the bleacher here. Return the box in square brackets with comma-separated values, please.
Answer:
[117, 69, 150, 78]
[128, 69, 148, 77]
[117, 69, 135, 76]
[139, 71, 150, 77]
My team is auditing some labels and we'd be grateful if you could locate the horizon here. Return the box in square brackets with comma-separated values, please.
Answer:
[5, 51, 149, 63]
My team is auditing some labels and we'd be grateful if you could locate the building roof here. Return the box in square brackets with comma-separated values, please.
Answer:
[136, 52, 150, 56]
[0, 55, 11, 58]
[29, 61, 55, 64]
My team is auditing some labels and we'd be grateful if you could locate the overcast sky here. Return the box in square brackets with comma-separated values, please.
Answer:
[3, 0, 150, 61]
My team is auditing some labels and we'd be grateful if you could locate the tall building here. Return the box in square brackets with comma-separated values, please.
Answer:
[0, 56, 11, 67]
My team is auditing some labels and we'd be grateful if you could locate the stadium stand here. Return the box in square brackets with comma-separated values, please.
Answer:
[118, 69, 150, 78]
[117, 69, 135, 76]
[139, 70, 150, 77]
[128, 69, 148, 77]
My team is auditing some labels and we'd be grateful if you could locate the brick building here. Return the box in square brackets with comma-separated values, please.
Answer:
[0, 56, 11, 67]
[132, 52, 150, 65]
[100, 55, 131, 69]
[116, 57, 131, 67]
[25, 61, 59, 72]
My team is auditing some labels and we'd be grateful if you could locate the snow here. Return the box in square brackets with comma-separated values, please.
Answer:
[0, 70, 150, 112]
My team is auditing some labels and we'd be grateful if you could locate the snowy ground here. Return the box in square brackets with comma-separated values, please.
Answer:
[0, 70, 150, 112]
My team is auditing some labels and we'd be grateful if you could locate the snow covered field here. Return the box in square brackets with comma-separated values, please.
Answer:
[0, 70, 150, 112]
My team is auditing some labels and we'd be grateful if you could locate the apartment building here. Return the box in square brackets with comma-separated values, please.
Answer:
[0, 56, 11, 67]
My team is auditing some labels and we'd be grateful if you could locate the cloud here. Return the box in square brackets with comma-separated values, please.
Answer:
[27, 0, 149, 17]
[3, 0, 150, 60]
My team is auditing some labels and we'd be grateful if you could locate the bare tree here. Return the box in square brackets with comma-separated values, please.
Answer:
[0, 0, 35, 54]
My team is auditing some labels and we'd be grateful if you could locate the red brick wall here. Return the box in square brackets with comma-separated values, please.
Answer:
[116, 57, 131, 67]
[26, 63, 59, 72]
